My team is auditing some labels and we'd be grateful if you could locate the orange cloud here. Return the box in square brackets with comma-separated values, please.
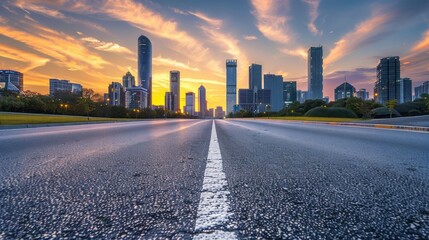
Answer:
[250, 0, 292, 44]
[0, 43, 50, 72]
[280, 48, 307, 60]
[411, 28, 429, 52]
[81, 36, 132, 54]
[303, 0, 321, 35]
[153, 56, 200, 72]
[325, 14, 389, 66]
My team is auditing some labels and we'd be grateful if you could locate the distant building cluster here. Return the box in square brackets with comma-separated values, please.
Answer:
[49, 79, 82, 96]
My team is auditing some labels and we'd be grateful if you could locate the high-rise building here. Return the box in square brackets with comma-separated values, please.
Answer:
[398, 78, 412, 103]
[226, 59, 237, 114]
[207, 108, 214, 118]
[165, 92, 174, 111]
[307, 46, 323, 99]
[238, 89, 256, 112]
[185, 92, 195, 116]
[199, 85, 207, 118]
[300, 91, 309, 103]
[215, 106, 225, 119]
[415, 81, 429, 99]
[108, 82, 125, 106]
[138, 35, 152, 107]
[257, 89, 271, 112]
[283, 81, 297, 106]
[249, 64, 262, 91]
[170, 70, 180, 112]
[334, 82, 356, 101]
[122, 71, 135, 88]
[49, 79, 82, 96]
[125, 86, 147, 109]
[0, 70, 23, 92]
[374, 56, 400, 104]
[264, 74, 283, 111]
[356, 88, 369, 100]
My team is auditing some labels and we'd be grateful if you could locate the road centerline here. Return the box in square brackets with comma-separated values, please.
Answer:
[193, 120, 237, 240]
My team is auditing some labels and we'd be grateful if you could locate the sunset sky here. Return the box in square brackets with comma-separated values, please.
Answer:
[1, 0, 429, 110]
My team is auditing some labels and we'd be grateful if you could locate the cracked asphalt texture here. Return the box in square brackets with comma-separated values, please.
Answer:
[1, 119, 428, 239]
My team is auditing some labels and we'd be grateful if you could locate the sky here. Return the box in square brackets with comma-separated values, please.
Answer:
[0, 0, 429, 110]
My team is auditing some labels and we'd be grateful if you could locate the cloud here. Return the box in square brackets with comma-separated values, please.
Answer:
[325, 0, 429, 66]
[411, 28, 429, 52]
[280, 47, 307, 60]
[303, 0, 320, 35]
[81, 36, 132, 54]
[244, 35, 257, 41]
[171, 7, 188, 15]
[153, 56, 200, 71]
[188, 11, 223, 28]
[250, 0, 292, 44]
[0, 43, 50, 72]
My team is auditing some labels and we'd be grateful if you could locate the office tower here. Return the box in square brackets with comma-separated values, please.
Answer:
[249, 64, 262, 91]
[207, 108, 214, 118]
[165, 92, 174, 111]
[49, 79, 82, 96]
[238, 89, 256, 112]
[215, 106, 225, 119]
[264, 74, 283, 111]
[398, 78, 412, 103]
[125, 86, 147, 109]
[356, 89, 369, 100]
[122, 71, 135, 88]
[415, 81, 429, 99]
[307, 46, 323, 99]
[296, 90, 302, 103]
[257, 89, 271, 112]
[374, 56, 400, 104]
[170, 70, 180, 112]
[300, 91, 308, 103]
[185, 92, 195, 115]
[0, 70, 23, 92]
[226, 59, 237, 114]
[108, 82, 125, 106]
[138, 35, 152, 107]
[334, 82, 356, 101]
[283, 81, 297, 106]
[199, 85, 207, 118]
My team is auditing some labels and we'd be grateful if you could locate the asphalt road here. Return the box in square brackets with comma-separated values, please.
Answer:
[1, 119, 428, 239]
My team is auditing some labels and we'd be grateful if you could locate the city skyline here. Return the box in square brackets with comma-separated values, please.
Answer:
[1, 0, 429, 110]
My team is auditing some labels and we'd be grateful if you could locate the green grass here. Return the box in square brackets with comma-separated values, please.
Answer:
[266, 116, 361, 122]
[0, 112, 132, 125]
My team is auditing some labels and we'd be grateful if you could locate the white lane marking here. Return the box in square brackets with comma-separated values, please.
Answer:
[194, 120, 237, 240]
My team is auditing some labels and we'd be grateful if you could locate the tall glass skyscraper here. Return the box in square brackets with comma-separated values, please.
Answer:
[226, 59, 237, 114]
[249, 64, 262, 91]
[374, 56, 400, 104]
[199, 85, 207, 118]
[264, 74, 283, 111]
[138, 35, 152, 107]
[122, 71, 135, 89]
[170, 70, 180, 112]
[307, 46, 323, 99]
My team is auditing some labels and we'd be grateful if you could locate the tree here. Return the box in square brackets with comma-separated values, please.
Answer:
[387, 99, 398, 118]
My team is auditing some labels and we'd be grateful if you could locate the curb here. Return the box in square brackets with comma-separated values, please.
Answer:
[0, 121, 121, 130]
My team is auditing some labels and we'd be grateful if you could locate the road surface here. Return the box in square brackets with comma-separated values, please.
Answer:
[0, 119, 428, 239]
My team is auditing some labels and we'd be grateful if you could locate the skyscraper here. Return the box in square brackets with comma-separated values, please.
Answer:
[199, 85, 207, 118]
[249, 64, 262, 91]
[334, 82, 356, 101]
[165, 92, 174, 111]
[170, 70, 180, 112]
[125, 86, 147, 109]
[307, 46, 323, 99]
[226, 59, 237, 114]
[398, 78, 412, 103]
[283, 81, 297, 105]
[122, 71, 135, 88]
[0, 70, 23, 92]
[415, 81, 429, 99]
[138, 35, 152, 107]
[374, 56, 400, 104]
[264, 74, 283, 111]
[185, 92, 195, 116]
[108, 82, 125, 107]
